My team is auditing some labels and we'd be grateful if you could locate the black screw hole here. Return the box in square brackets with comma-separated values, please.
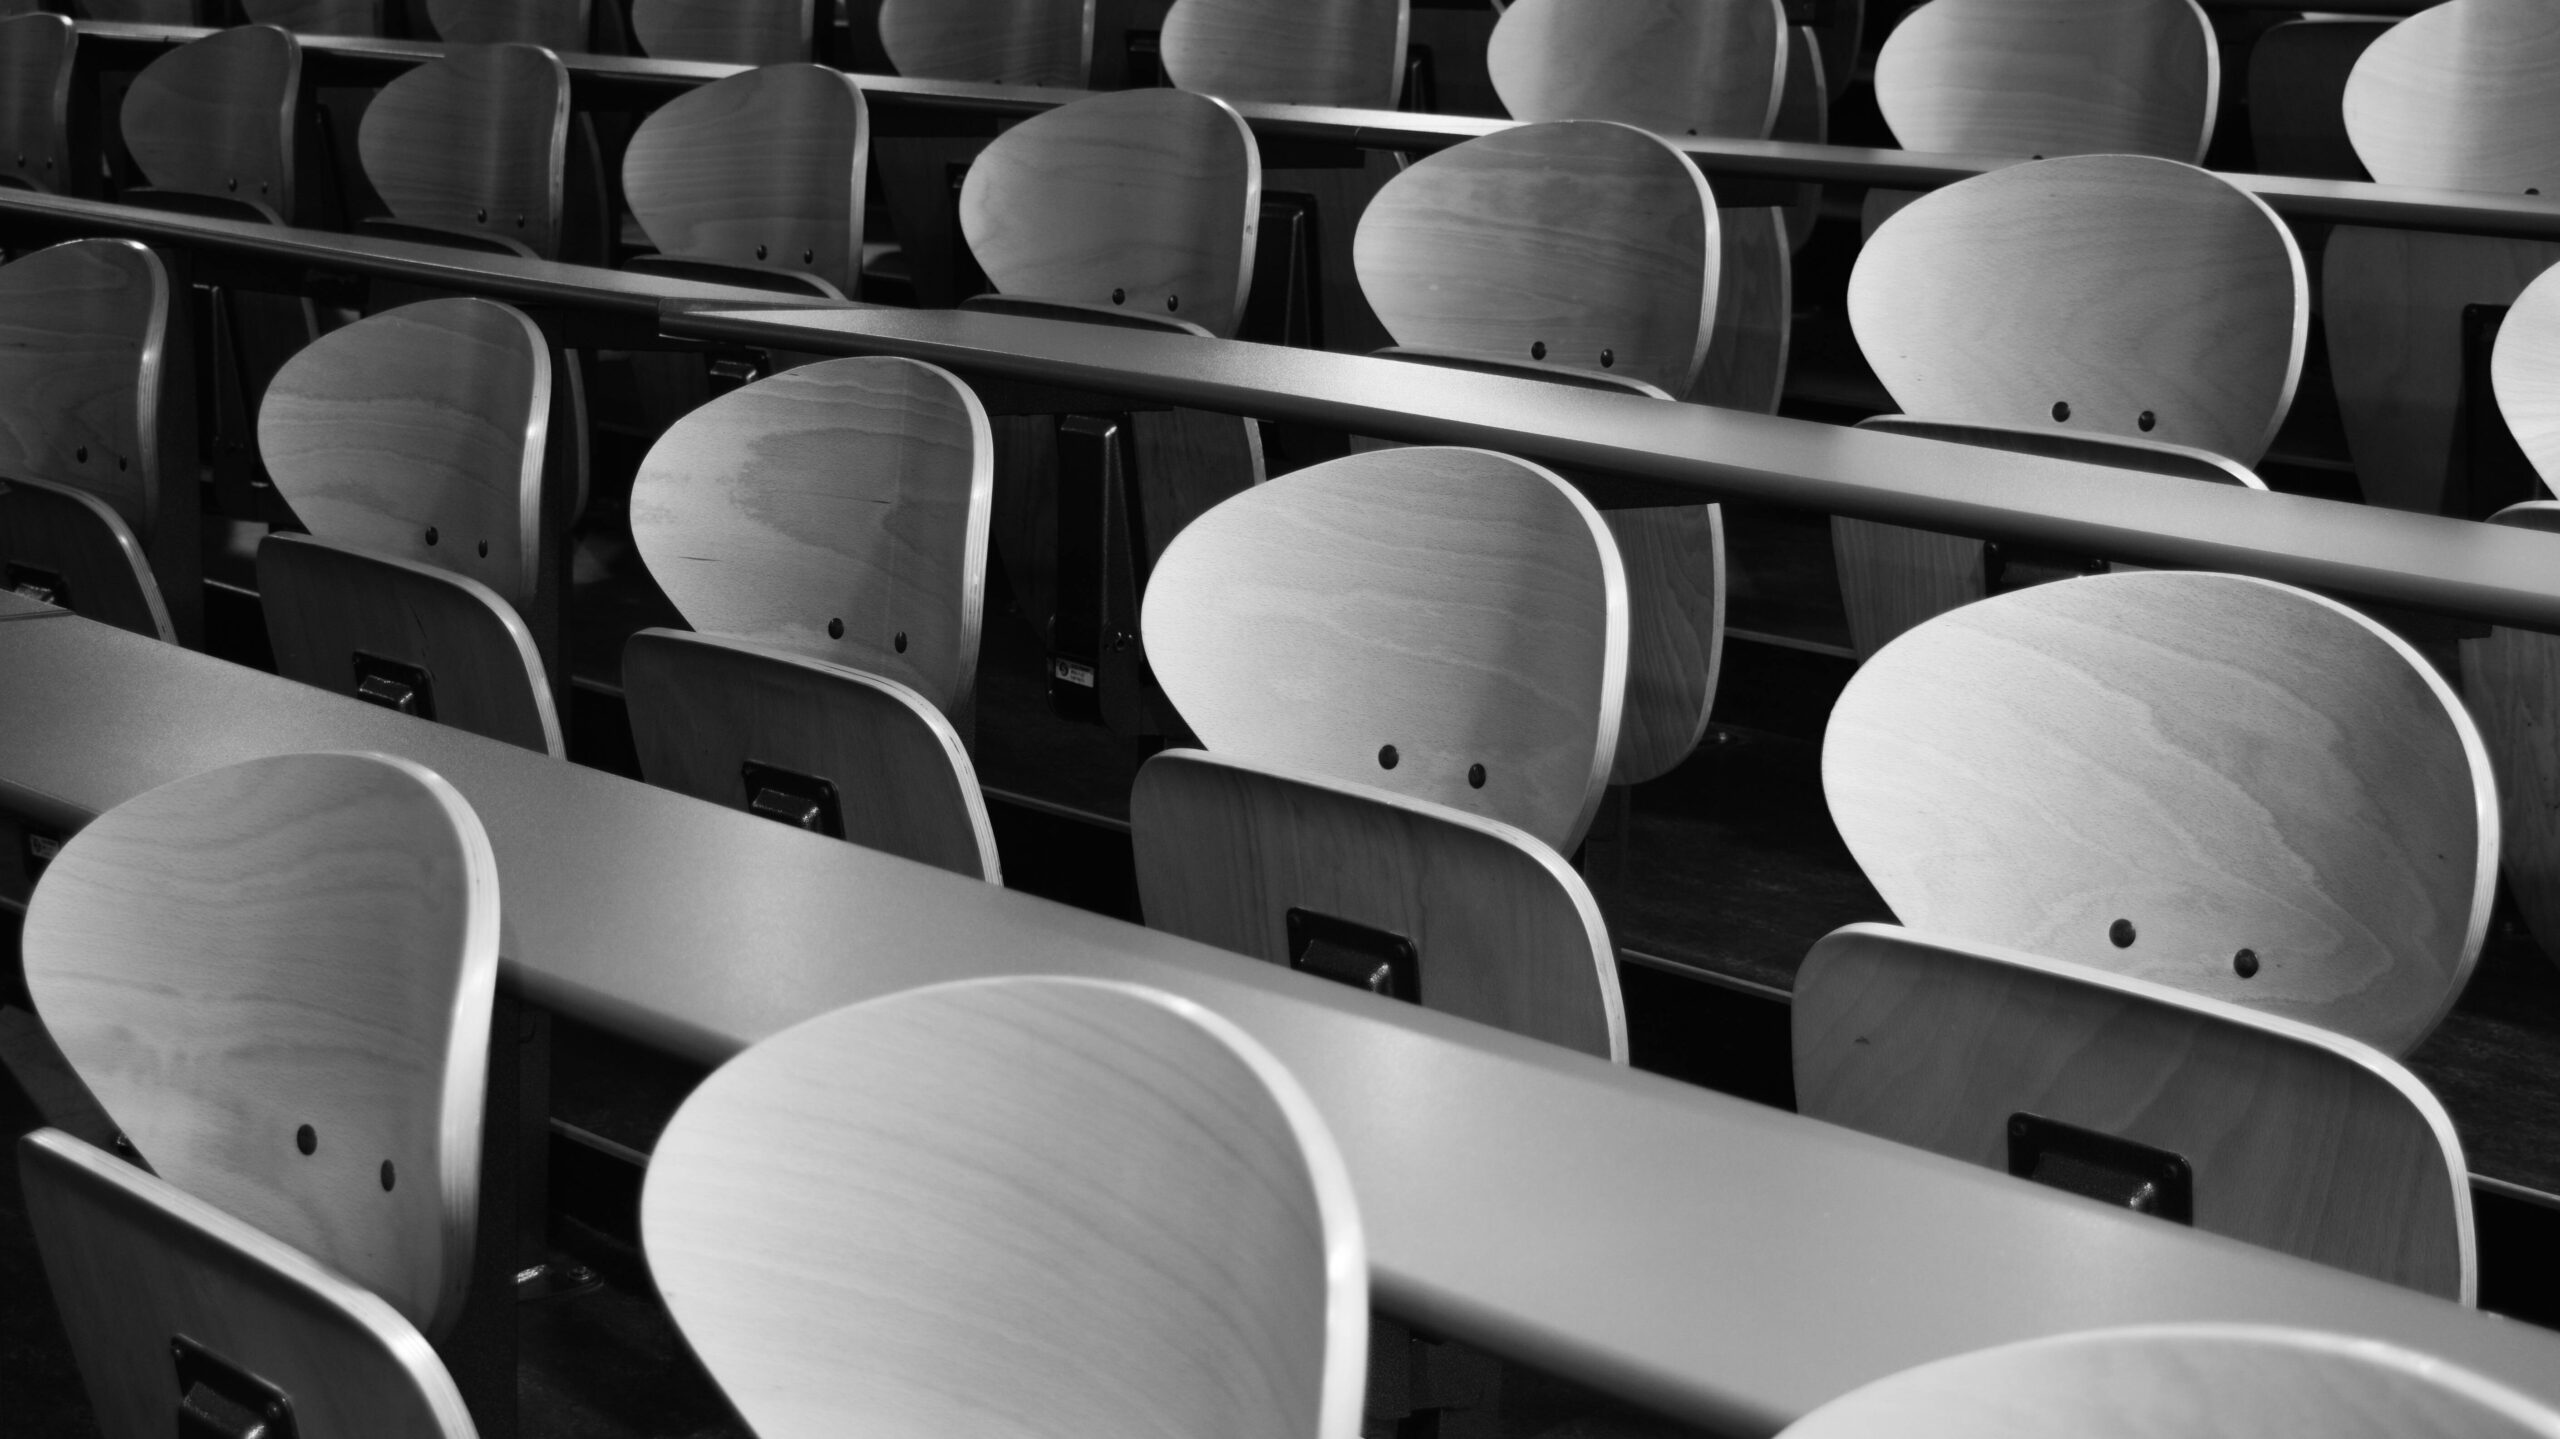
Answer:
[117, 457, 127, 471]
[73, 447, 85, 463]
[2051, 401, 2071, 422]
[802, 248, 813, 263]
[1111, 288, 1126, 305]
[226, 177, 237, 191]
[756, 244, 769, 259]
[1467, 763, 1486, 788]
[2233, 948, 2259, 979]
[1530, 340, 1548, 360]
[2137, 410, 2156, 431]
[1166, 294, 1180, 311]
[2108, 918, 2135, 948]
[1599, 349, 1614, 368]
[295, 1124, 316, 1155]
[477, 540, 489, 558]
[423, 526, 439, 546]
[380, 1159, 396, 1191]
[827, 617, 844, 639]
[475, 208, 487, 222]
[893, 631, 908, 653]
[1378, 744, 1400, 770]
[515, 214, 525, 228]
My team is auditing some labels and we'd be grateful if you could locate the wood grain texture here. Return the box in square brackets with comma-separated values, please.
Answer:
[1143, 446, 1626, 855]
[880, 0, 1092, 84]
[623, 63, 867, 298]
[21, 751, 500, 1338]
[356, 43, 569, 259]
[426, 0, 586, 50]
[259, 297, 551, 612]
[1824, 571, 2496, 1057]
[1850, 155, 2306, 465]
[1485, 0, 1786, 142]
[121, 25, 299, 220]
[630, 356, 991, 720]
[0, 12, 74, 194]
[1774, 27, 1826, 252]
[2247, 19, 2387, 181]
[2494, 258, 2560, 490]
[2458, 502, 2560, 977]
[633, 0, 811, 63]
[0, 475, 173, 642]
[1778, 1325, 2560, 1439]
[242, 0, 384, 35]
[959, 88, 1259, 338]
[623, 627, 999, 881]
[22, 1129, 475, 1439]
[1159, 0, 1407, 107]
[1604, 505, 1723, 787]
[1795, 924, 2472, 1299]
[643, 975, 1368, 1439]
[2323, 228, 2560, 514]
[1132, 749, 1624, 1060]
[1690, 204, 1789, 413]
[1873, 0, 2218, 161]
[2341, 0, 2560, 194]
[1355, 121, 1717, 398]
[259, 531, 563, 757]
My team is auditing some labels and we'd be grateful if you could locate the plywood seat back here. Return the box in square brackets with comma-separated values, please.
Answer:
[258, 297, 551, 612]
[630, 356, 991, 720]
[1778, 1325, 2560, 1438]
[879, 0, 1092, 85]
[1873, 0, 2218, 161]
[622, 64, 867, 298]
[0, 239, 179, 546]
[1143, 446, 1626, 855]
[643, 975, 1367, 1439]
[2493, 255, 2560, 488]
[1354, 120, 1719, 397]
[1159, 0, 1408, 107]
[2342, 0, 2560, 194]
[120, 24, 300, 220]
[958, 88, 1259, 338]
[241, 0, 384, 36]
[356, 43, 569, 258]
[1795, 924, 2473, 1298]
[426, 0, 587, 51]
[633, 0, 812, 63]
[1849, 154, 2306, 465]
[0, 475, 173, 641]
[0, 11, 74, 193]
[21, 752, 500, 1338]
[1485, 0, 1788, 142]
[1824, 571, 2495, 1057]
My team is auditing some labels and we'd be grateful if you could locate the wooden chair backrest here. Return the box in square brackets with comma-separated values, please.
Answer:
[1824, 571, 2495, 1058]
[1133, 749, 1624, 1059]
[1795, 924, 2472, 1299]
[1778, 1325, 2560, 1438]
[1874, 0, 2218, 161]
[1159, 0, 1408, 108]
[630, 356, 991, 721]
[2342, 0, 2560, 193]
[1850, 154, 2305, 464]
[426, 0, 586, 50]
[0, 12, 74, 193]
[2493, 256, 2560, 487]
[623, 64, 866, 297]
[121, 25, 300, 220]
[22, 752, 499, 1338]
[624, 628, 1000, 881]
[24, 1129, 475, 1439]
[958, 88, 1259, 337]
[259, 297, 551, 613]
[1144, 446, 1626, 855]
[1485, 0, 1788, 141]
[879, 0, 1092, 85]
[1355, 120, 1717, 397]
[241, 0, 384, 36]
[632, 0, 811, 63]
[644, 975, 1366, 1439]
[259, 532, 562, 756]
[356, 43, 569, 258]
[0, 475, 173, 641]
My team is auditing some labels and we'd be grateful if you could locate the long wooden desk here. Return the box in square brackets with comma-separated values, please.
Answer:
[6, 612, 2560, 1434]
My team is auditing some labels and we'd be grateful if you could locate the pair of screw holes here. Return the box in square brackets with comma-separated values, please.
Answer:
[1375, 744, 1487, 789]
[2050, 403, 2157, 432]
[294, 1123, 397, 1191]
[823, 617, 907, 653]
[471, 209, 527, 229]
[1525, 342, 1613, 368]
[69, 447, 129, 471]
[2105, 919, 2260, 978]
[751, 245, 818, 264]
[1108, 289, 1181, 312]
[420, 528, 491, 558]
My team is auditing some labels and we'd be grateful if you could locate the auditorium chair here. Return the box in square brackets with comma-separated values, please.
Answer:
[625, 356, 1002, 881]
[1832, 154, 2305, 655]
[0, 11, 76, 195]
[242, 0, 384, 35]
[620, 62, 868, 298]
[644, 975, 1367, 1439]
[354, 43, 572, 260]
[1134, 446, 1628, 1061]
[878, 0, 1091, 84]
[632, 0, 814, 64]
[1795, 924, 2472, 1298]
[1824, 569, 2496, 1059]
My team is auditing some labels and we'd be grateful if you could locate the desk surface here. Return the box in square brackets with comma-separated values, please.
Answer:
[6, 612, 2560, 1434]
[0, 589, 64, 622]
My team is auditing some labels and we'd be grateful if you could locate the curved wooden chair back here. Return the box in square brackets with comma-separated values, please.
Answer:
[259, 297, 551, 613]
[1850, 155, 2305, 465]
[356, 43, 569, 258]
[1160, 0, 1408, 108]
[1796, 925, 2472, 1298]
[120, 25, 300, 222]
[2457, 502, 2560, 978]
[1824, 571, 2495, 1058]
[427, 0, 586, 50]
[958, 89, 1258, 338]
[1134, 749, 1623, 1059]
[2495, 259, 2560, 485]
[1873, 0, 2219, 161]
[622, 64, 867, 298]
[21, 751, 500, 1339]
[241, 0, 385, 36]
[1778, 1325, 2560, 1438]
[629, 356, 992, 722]
[646, 975, 1366, 1439]
[1143, 446, 1626, 855]
[260, 532, 562, 756]
[24, 1129, 475, 1439]
[624, 628, 1000, 881]
[880, 0, 1092, 85]
[633, 0, 811, 63]
[0, 475, 172, 641]
[2342, 0, 2560, 194]
[0, 13, 74, 194]
[1486, 0, 1787, 141]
